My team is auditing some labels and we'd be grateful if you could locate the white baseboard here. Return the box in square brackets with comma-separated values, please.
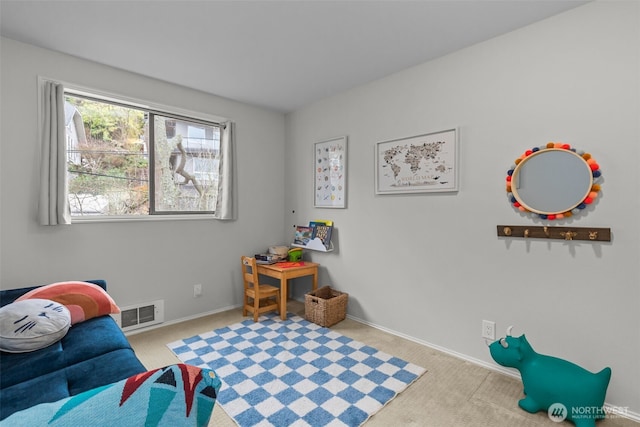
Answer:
[343, 313, 521, 378]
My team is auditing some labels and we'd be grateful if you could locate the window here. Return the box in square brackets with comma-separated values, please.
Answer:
[65, 93, 221, 216]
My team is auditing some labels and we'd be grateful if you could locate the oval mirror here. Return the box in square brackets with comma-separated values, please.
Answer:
[506, 143, 602, 220]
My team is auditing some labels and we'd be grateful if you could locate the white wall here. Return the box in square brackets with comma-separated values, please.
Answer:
[285, 1, 639, 414]
[0, 38, 287, 321]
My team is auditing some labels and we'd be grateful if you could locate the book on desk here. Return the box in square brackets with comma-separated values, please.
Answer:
[254, 253, 286, 264]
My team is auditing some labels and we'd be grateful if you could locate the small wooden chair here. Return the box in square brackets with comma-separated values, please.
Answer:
[241, 256, 281, 322]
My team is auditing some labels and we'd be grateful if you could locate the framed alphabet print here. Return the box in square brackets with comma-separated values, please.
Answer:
[375, 128, 458, 194]
[314, 136, 347, 208]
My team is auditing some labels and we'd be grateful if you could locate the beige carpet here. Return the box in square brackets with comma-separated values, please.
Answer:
[128, 301, 638, 427]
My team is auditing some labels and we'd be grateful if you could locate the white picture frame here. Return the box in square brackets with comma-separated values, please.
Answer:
[375, 128, 458, 194]
[314, 136, 347, 208]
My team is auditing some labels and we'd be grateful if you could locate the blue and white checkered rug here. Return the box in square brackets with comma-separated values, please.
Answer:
[167, 313, 426, 427]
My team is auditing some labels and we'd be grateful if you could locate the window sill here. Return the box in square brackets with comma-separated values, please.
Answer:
[71, 214, 217, 224]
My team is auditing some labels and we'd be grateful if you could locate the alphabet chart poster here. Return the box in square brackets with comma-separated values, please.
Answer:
[314, 136, 347, 208]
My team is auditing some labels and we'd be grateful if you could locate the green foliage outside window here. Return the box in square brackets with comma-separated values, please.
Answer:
[66, 96, 149, 215]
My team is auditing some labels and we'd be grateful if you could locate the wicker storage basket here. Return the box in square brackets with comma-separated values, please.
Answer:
[305, 286, 348, 327]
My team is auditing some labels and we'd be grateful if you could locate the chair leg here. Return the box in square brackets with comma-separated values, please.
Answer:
[253, 296, 259, 322]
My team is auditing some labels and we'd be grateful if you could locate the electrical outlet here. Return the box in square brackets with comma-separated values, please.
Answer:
[482, 320, 496, 340]
[193, 284, 202, 298]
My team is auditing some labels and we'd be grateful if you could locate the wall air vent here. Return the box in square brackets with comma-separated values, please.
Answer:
[112, 300, 164, 332]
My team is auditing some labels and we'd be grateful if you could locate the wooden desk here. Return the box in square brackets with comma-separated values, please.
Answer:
[257, 262, 319, 320]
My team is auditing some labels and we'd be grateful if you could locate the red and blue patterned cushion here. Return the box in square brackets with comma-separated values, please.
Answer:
[1, 364, 221, 427]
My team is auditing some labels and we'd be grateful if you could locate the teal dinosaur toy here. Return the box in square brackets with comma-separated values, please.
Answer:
[489, 327, 611, 427]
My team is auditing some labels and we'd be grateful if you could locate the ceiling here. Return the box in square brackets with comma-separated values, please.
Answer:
[0, 0, 588, 113]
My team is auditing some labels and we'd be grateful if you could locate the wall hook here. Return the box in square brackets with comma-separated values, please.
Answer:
[560, 231, 578, 240]
[589, 231, 598, 240]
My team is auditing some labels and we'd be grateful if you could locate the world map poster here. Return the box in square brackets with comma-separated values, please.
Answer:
[376, 128, 458, 194]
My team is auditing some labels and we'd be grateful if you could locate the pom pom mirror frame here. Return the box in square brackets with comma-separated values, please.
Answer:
[506, 142, 602, 221]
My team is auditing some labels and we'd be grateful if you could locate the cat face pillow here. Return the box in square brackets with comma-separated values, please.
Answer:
[0, 299, 71, 353]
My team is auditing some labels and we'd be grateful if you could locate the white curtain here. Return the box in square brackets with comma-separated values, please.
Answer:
[38, 81, 71, 225]
[214, 121, 236, 220]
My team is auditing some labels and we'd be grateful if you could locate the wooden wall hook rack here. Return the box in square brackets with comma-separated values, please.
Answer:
[497, 225, 611, 242]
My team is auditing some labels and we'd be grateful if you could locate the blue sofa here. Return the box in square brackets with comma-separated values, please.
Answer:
[0, 280, 147, 420]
